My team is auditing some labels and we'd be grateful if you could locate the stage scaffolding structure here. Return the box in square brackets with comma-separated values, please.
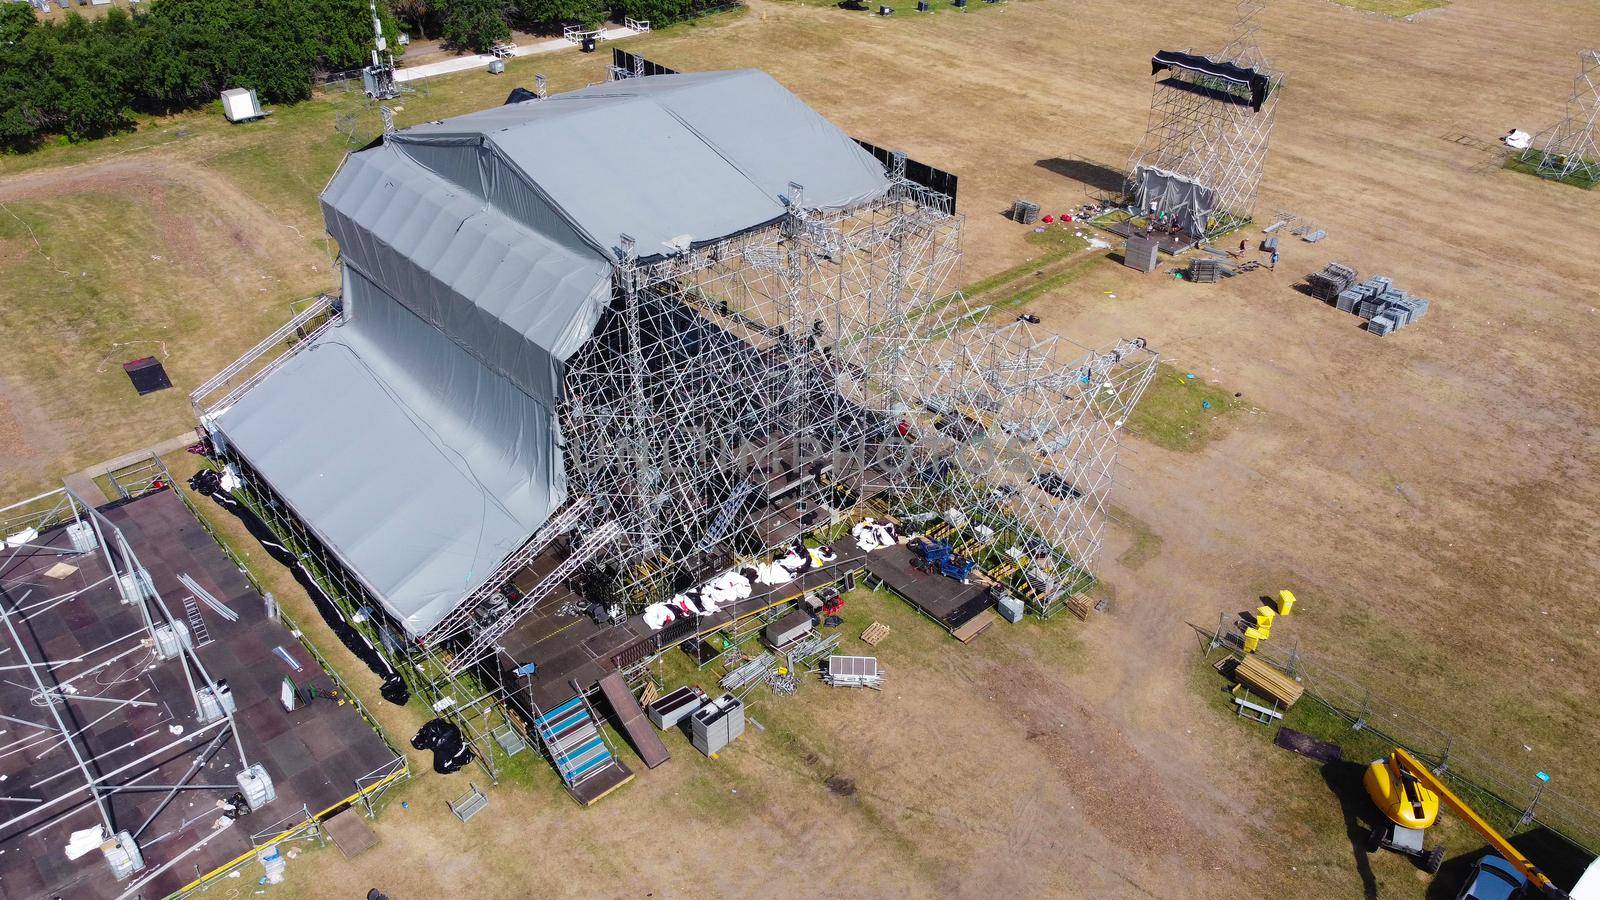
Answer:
[190, 134, 1161, 785]
[1125, 1, 1284, 236]
[1522, 50, 1600, 184]
[890, 312, 1157, 615]
[559, 174, 963, 612]
[0, 487, 257, 891]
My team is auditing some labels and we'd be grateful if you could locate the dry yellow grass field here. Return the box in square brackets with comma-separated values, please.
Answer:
[4, 0, 1599, 896]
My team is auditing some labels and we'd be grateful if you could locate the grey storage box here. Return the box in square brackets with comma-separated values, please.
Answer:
[690, 693, 744, 756]
[764, 609, 813, 649]
[647, 685, 705, 730]
[1123, 236, 1161, 274]
[996, 592, 1024, 623]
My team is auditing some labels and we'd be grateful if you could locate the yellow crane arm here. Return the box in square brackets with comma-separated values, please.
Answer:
[1390, 748, 1569, 898]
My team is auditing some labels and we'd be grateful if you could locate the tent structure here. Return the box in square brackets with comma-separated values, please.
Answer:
[203, 71, 898, 639]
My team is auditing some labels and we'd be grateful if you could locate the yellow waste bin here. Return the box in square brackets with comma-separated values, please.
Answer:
[1254, 606, 1276, 638]
[1278, 589, 1296, 615]
[1242, 626, 1264, 652]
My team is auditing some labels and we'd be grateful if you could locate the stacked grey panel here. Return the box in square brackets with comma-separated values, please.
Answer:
[1315, 269, 1431, 336]
[1010, 199, 1041, 224]
[1190, 258, 1224, 284]
[1307, 262, 1358, 301]
[690, 693, 745, 756]
[1124, 236, 1161, 274]
[647, 685, 705, 730]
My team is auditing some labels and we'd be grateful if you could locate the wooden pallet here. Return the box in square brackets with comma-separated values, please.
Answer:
[861, 622, 891, 647]
[950, 609, 996, 644]
[1065, 595, 1093, 620]
[1235, 655, 1304, 708]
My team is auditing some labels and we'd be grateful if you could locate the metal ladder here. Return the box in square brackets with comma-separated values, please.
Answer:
[181, 595, 213, 647]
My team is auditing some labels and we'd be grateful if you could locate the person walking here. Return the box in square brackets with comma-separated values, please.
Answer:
[1270, 248, 1280, 271]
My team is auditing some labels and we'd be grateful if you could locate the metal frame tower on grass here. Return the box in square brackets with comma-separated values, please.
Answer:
[890, 311, 1157, 615]
[1522, 50, 1600, 183]
[1126, 0, 1284, 235]
[560, 176, 963, 611]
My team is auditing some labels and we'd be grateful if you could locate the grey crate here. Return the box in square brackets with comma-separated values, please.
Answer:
[1368, 316, 1395, 336]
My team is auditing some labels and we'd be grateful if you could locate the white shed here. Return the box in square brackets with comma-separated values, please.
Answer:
[220, 88, 266, 123]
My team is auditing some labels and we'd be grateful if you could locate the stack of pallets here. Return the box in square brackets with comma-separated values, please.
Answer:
[1336, 276, 1430, 335]
[1234, 655, 1304, 708]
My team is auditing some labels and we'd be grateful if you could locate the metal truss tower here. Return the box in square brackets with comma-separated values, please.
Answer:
[561, 179, 963, 608]
[1523, 50, 1600, 183]
[892, 311, 1157, 615]
[1126, 1, 1284, 234]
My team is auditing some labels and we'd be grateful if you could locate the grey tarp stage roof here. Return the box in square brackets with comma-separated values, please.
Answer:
[388, 69, 890, 260]
[214, 271, 565, 637]
[213, 68, 892, 637]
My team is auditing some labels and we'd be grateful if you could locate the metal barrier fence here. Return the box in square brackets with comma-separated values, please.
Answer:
[1205, 617, 1600, 856]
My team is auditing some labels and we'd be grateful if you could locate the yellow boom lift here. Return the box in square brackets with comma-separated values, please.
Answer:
[1364, 747, 1569, 897]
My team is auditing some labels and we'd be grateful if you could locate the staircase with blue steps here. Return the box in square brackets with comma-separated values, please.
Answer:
[531, 695, 632, 802]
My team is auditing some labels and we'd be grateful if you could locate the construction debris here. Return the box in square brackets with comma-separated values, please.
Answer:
[766, 670, 798, 695]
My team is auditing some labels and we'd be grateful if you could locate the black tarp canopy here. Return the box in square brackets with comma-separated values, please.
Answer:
[1151, 50, 1270, 112]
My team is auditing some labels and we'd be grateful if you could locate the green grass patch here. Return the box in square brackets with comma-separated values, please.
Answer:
[1110, 504, 1162, 571]
[1125, 363, 1248, 452]
[1330, 0, 1448, 15]
[960, 225, 1090, 299]
[1503, 154, 1599, 190]
[983, 254, 1096, 316]
[1190, 648, 1596, 883]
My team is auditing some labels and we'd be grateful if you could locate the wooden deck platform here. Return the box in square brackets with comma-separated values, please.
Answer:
[863, 543, 995, 636]
[1105, 218, 1198, 254]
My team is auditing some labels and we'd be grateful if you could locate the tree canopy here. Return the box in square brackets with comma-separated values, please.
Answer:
[1, 0, 400, 151]
[1, 0, 728, 152]
[439, 0, 509, 52]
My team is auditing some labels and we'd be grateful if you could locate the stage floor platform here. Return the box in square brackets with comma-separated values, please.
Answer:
[0, 489, 400, 899]
[1105, 219, 1198, 254]
[497, 542, 871, 714]
[862, 543, 995, 635]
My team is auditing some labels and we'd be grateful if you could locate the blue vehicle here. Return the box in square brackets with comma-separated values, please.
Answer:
[1457, 855, 1529, 900]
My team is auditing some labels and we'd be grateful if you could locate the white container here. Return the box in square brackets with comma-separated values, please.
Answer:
[220, 88, 264, 123]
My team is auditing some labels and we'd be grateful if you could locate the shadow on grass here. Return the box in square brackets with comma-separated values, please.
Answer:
[1321, 760, 1381, 900]
[1034, 157, 1126, 194]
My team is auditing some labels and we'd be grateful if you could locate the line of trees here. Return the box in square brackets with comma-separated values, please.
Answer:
[0, 0, 730, 152]
[0, 0, 397, 151]
[422, 0, 726, 54]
